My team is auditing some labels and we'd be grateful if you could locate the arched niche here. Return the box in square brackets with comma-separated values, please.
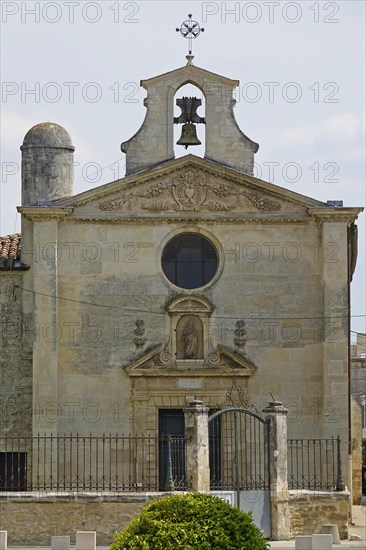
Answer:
[166, 295, 215, 363]
[176, 315, 203, 360]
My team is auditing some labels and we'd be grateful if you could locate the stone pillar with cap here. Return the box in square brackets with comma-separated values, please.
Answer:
[184, 400, 210, 492]
[263, 401, 291, 541]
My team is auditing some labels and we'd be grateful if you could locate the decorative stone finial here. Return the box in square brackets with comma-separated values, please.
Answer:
[186, 55, 194, 65]
[234, 320, 246, 350]
[133, 319, 146, 349]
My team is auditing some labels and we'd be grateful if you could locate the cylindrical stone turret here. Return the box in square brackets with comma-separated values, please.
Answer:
[21, 122, 74, 206]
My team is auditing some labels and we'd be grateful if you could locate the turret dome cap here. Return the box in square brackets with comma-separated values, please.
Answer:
[22, 122, 74, 150]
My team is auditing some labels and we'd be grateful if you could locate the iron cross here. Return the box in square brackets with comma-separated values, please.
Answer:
[176, 14, 205, 55]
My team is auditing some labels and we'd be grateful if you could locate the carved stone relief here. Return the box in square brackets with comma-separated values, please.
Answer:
[98, 169, 282, 213]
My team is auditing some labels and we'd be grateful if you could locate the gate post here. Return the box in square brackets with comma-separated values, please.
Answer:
[184, 400, 210, 492]
[263, 401, 290, 541]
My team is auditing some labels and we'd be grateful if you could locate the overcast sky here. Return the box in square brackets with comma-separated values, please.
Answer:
[1, 0, 365, 333]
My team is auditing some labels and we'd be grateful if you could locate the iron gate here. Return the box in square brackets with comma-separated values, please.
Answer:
[209, 407, 271, 537]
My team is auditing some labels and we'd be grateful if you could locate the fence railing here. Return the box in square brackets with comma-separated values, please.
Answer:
[287, 436, 343, 491]
[0, 434, 187, 492]
[0, 433, 344, 492]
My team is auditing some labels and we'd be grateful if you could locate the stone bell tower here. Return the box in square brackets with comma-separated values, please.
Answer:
[121, 56, 259, 176]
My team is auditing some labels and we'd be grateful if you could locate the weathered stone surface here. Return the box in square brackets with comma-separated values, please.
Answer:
[0, 489, 352, 545]
[0, 493, 165, 545]
[184, 400, 210, 492]
[289, 491, 349, 540]
[0, 273, 32, 436]
[9, 158, 360, 492]
[264, 401, 290, 541]
[21, 122, 74, 206]
[351, 395, 363, 504]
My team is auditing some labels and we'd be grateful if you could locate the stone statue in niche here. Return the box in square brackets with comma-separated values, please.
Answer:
[184, 320, 198, 359]
[176, 315, 203, 360]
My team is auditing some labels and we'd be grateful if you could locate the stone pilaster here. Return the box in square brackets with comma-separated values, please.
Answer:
[321, 220, 349, 489]
[263, 401, 290, 541]
[30, 219, 59, 437]
[307, 208, 363, 492]
[184, 400, 210, 492]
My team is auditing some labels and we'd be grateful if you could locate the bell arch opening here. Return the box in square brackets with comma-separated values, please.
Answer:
[173, 83, 206, 159]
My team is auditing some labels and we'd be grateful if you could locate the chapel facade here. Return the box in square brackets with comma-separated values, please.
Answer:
[0, 57, 363, 495]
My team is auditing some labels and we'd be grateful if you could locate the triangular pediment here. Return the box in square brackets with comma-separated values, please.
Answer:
[55, 155, 325, 219]
[216, 344, 256, 374]
[124, 341, 256, 377]
[140, 63, 240, 90]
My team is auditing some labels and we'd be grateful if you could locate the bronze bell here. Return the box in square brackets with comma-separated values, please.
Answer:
[177, 123, 201, 149]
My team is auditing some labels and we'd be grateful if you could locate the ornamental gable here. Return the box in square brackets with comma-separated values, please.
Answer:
[56, 156, 324, 220]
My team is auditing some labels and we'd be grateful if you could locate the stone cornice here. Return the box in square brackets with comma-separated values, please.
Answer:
[308, 207, 364, 224]
[69, 213, 311, 224]
[17, 207, 74, 221]
[126, 364, 253, 378]
[0, 491, 162, 502]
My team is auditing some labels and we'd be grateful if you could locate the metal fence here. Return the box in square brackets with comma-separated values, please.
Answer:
[287, 436, 344, 491]
[0, 434, 187, 492]
[0, 433, 343, 492]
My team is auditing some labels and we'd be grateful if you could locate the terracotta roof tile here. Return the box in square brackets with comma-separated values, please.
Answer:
[0, 233, 21, 268]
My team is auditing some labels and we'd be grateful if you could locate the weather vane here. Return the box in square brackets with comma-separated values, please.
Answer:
[176, 14, 204, 56]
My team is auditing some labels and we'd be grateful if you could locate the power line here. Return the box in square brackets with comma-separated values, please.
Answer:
[15, 285, 366, 321]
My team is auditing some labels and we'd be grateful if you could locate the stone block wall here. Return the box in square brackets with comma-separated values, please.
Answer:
[289, 490, 350, 540]
[0, 492, 163, 546]
[0, 490, 351, 545]
[0, 273, 32, 437]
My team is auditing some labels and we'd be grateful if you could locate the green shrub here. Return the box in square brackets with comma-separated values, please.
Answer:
[110, 492, 270, 550]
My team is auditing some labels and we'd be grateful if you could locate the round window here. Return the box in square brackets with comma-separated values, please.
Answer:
[161, 233, 218, 289]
